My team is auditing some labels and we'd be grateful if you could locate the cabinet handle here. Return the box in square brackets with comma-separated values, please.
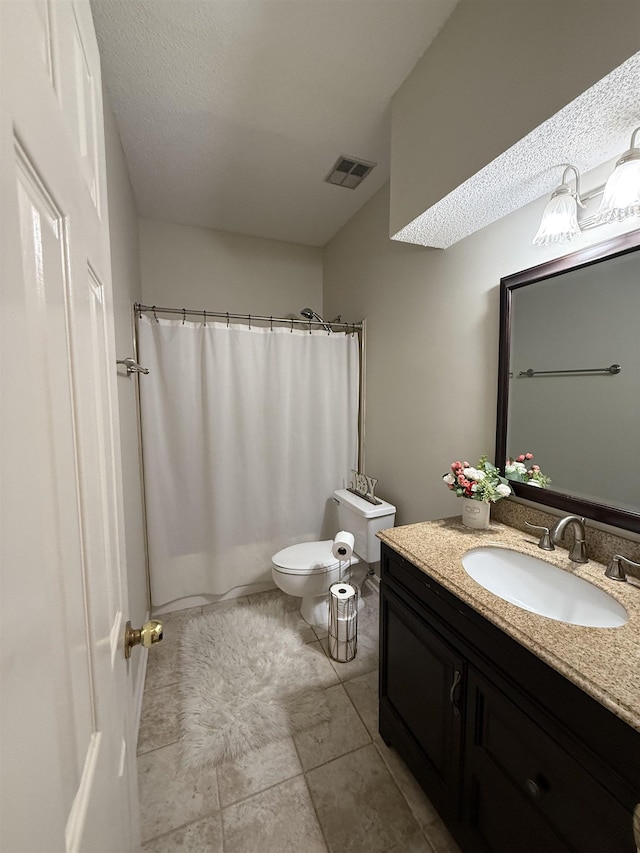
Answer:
[525, 775, 549, 800]
[449, 669, 462, 715]
[525, 778, 541, 800]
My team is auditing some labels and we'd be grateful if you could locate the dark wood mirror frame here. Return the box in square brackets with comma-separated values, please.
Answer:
[495, 229, 640, 535]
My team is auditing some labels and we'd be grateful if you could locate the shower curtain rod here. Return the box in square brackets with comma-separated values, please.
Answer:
[135, 303, 362, 333]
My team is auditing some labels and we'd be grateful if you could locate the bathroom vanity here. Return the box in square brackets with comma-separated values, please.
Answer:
[378, 520, 640, 853]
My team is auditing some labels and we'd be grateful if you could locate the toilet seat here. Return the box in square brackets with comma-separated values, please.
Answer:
[272, 540, 359, 575]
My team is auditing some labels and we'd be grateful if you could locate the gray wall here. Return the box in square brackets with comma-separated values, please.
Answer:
[139, 218, 323, 317]
[103, 92, 148, 691]
[323, 159, 639, 527]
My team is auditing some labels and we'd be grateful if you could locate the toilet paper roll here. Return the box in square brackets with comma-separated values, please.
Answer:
[332, 531, 355, 562]
[329, 582, 357, 601]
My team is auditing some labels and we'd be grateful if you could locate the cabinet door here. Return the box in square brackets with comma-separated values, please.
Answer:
[463, 669, 635, 853]
[380, 584, 464, 820]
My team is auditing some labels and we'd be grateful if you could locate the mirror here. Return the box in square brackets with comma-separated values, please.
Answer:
[496, 230, 640, 534]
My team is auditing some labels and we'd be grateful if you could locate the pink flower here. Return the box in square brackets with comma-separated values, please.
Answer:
[462, 461, 470, 468]
[516, 454, 525, 462]
[525, 452, 533, 460]
[532, 465, 540, 471]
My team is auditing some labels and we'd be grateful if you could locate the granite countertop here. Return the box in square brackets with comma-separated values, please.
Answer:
[378, 517, 640, 733]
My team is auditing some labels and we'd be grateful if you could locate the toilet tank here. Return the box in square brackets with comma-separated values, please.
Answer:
[333, 488, 396, 563]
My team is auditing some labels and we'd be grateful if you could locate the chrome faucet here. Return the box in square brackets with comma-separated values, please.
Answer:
[549, 515, 588, 563]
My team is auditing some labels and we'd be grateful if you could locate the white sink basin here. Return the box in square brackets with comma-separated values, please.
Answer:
[462, 547, 628, 628]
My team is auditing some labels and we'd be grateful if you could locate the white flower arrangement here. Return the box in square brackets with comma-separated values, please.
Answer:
[505, 453, 551, 488]
[442, 455, 512, 503]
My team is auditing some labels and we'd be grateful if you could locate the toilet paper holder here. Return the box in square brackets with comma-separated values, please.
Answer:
[328, 582, 358, 663]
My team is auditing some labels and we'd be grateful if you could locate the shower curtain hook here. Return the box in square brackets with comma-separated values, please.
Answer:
[152, 306, 158, 323]
[270, 316, 273, 331]
[290, 318, 293, 333]
[182, 308, 186, 325]
[308, 318, 312, 334]
[226, 312, 230, 328]
[203, 309, 207, 327]
[248, 314, 251, 329]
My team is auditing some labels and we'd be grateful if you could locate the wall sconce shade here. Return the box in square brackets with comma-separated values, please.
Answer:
[533, 165, 583, 246]
[593, 127, 640, 225]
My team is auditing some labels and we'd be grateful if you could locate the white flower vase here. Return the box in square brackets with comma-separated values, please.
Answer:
[461, 499, 490, 530]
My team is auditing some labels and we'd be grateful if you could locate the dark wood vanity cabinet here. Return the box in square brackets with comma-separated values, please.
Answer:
[379, 543, 640, 853]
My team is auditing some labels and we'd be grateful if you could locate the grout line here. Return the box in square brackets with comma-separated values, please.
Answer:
[218, 766, 305, 810]
[291, 732, 332, 853]
[136, 735, 180, 758]
[140, 808, 221, 848]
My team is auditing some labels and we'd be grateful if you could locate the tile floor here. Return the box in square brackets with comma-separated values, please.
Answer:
[137, 585, 462, 853]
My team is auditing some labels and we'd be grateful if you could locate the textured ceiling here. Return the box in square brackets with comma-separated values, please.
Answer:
[393, 52, 640, 249]
[92, 0, 457, 247]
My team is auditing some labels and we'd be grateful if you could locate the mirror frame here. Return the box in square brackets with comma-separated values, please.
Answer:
[496, 228, 640, 535]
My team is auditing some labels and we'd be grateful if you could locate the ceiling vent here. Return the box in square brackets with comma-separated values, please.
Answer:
[325, 155, 377, 189]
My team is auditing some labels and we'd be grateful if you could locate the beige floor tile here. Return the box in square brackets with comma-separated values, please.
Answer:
[374, 736, 441, 833]
[201, 595, 251, 616]
[217, 737, 302, 807]
[141, 814, 223, 853]
[343, 669, 378, 738]
[306, 743, 425, 853]
[138, 742, 219, 842]
[386, 830, 436, 853]
[145, 636, 180, 691]
[145, 607, 202, 690]
[423, 817, 462, 853]
[138, 681, 181, 755]
[222, 775, 328, 853]
[294, 639, 341, 689]
[293, 684, 371, 771]
[320, 630, 378, 683]
[158, 606, 203, 631]
[247, 588, 298, 610]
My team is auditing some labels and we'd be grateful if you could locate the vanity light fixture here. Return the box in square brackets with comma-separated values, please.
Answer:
[532, 164, 585, 246]
[593, 126, 640, 225]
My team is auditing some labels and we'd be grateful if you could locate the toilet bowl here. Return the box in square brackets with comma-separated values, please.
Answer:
[271, 489, 396, 626]
[272, 540, 363, 625]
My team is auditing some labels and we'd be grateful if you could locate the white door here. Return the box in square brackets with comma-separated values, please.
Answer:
[0, 1, 139, 851]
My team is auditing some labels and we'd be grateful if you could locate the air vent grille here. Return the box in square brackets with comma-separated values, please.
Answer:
[326, 155, 376, 189]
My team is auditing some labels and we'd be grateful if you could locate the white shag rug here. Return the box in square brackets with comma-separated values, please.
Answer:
[179, 596, 332, 768]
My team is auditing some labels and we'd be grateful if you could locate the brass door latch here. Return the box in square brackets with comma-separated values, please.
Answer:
[124, 619, 163, 659]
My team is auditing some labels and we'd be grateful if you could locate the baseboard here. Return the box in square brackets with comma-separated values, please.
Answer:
[364, 574, 380, 594]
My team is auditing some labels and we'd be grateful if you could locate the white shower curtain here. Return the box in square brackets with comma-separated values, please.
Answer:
[138, 314, 360, 606]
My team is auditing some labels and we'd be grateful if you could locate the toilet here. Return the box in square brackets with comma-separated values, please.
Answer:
[271, 488, 396, 626]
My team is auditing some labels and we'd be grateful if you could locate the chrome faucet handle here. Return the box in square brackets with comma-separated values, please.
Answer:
[605, 554, 640, 582]
[525, 522, 554, 551]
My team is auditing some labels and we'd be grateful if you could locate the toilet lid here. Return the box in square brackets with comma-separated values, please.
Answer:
[272, 540, 340, 574]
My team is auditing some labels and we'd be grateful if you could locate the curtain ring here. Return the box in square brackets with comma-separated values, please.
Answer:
[308, 319, 312, 334]
[290, 318, 293, 333]
[226, 312, 230, 328]
[152, 305, 158, 323]
[203, 309, 207, 327]
[270, 316, 273, 331]
[182, 308, 186, 325]
[248, 314, 251, 329]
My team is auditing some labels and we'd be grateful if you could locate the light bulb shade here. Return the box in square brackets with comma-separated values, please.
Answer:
[593, 154, 640, 224]
[532, 190, 581, 246]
